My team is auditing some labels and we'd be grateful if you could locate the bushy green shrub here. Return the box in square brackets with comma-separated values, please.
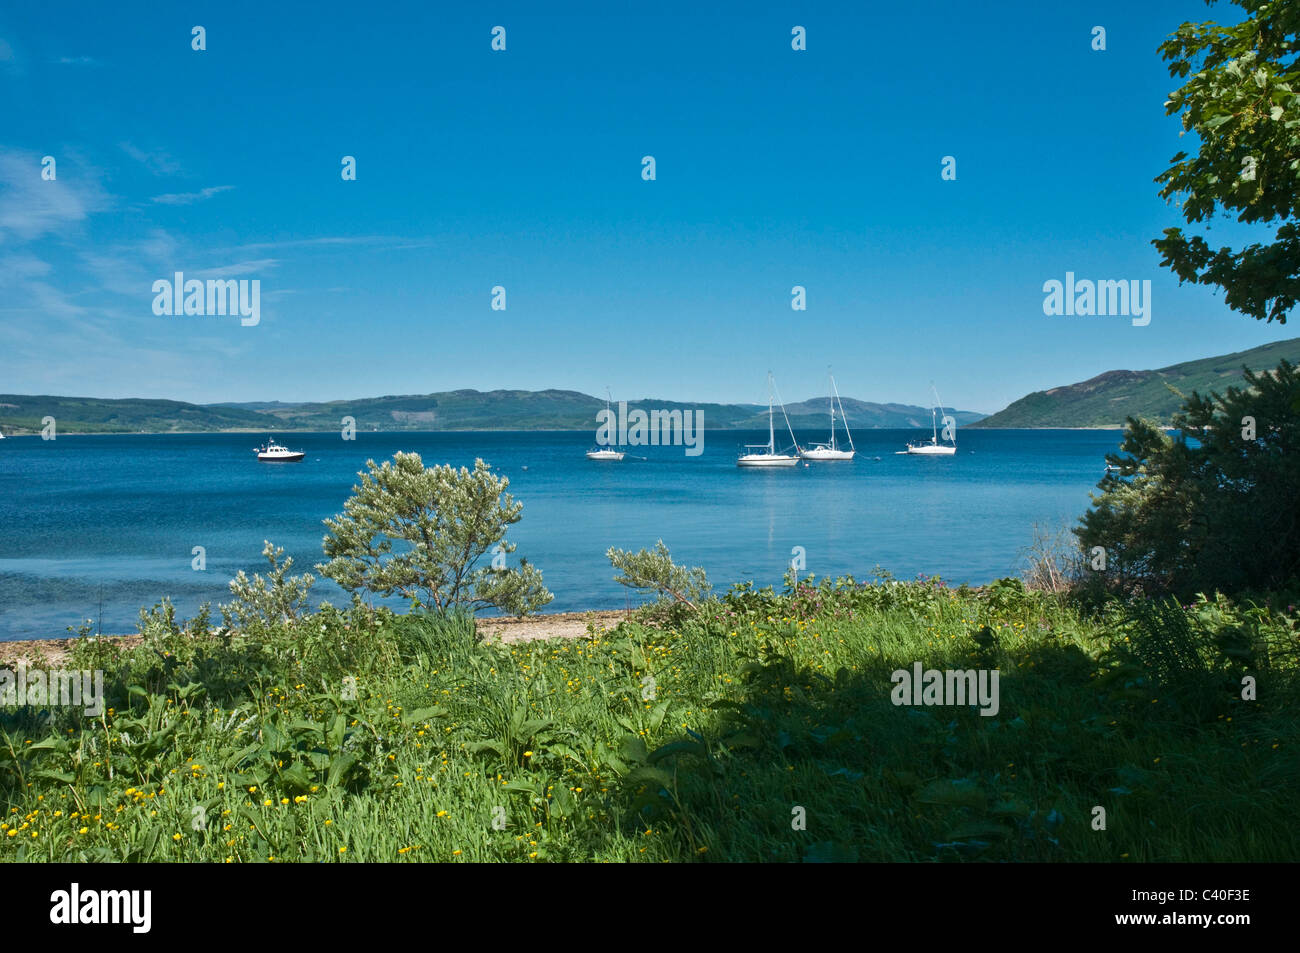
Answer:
[319, 454, 552, 615]
[220, 540, 315, 633]
[1077, 360, 1300, 599]
[607, 540, 710, 620]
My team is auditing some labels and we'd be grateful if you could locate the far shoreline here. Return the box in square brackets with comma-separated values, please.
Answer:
[0, 425, 1130, 437]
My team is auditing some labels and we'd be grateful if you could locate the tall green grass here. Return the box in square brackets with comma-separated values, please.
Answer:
[2, 577, 1295, 862]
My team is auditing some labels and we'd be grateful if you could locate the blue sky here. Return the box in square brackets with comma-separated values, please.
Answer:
[0, 0, 1293, 414]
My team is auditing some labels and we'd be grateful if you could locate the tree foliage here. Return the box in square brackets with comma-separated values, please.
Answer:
[1154, 0, 1300, 323]
[1076, 360, 1300, 597]
[606, 540, 710, 610]
[221, 540, 315, 631]
[319, 453, 552, 615]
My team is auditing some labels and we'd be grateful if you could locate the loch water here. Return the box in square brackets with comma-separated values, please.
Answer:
[0, 429, 1123, 639]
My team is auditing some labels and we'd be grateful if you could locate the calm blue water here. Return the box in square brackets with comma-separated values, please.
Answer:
[0, 430, 1122, 640]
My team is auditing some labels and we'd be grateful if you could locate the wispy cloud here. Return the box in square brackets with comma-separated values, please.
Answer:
[137, 229, 180, 263]
[79, 229, 181, 297]
[0, 252, 52, 280]
[55, 55, 98, 66]
[80, 235, 275, 296]
[0, 38, 14, 63]
[192, 259, 280, 279]
[0, 149, 111, 241]
[223, 235, 433, 255]
[150, 185, 234, 206]
[119, 141, 181, 176]
[0, 147, 275, 393]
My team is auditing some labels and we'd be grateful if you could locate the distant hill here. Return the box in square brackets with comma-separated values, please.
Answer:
[0, 396, 271, 434]
[0, 389, 985, 435]
[748, 398, 985, 432]
[970, 338, 1300, 429]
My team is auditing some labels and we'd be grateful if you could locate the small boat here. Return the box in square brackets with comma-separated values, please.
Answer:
[739, 373, 800, 467]
[903, 385, 957, 456]
[587, 388, 626, 461]
[800, 369, 855, 461]
[255, 438, 305, 462]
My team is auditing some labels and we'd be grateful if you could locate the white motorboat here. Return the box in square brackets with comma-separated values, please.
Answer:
[800, 370, 855, 461]
[587, 388, 627, 461]
[739, 373, 800, 467]
[902, 385, 957, 456]
[255, 438, 305, 462]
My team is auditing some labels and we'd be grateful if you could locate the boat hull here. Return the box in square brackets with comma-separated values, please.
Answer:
[738, 455, 799, 467]
[257, 452, 305, 462]
[800, 447, 855, 460]
[904, 444, 956, 456]
[586, 450, 625, 461]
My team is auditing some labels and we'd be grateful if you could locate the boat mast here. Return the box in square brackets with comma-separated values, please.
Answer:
[771, 374, 799, 452]
[831, 370, 854, 452]
[767, 374, 776, 453]
[930, 383, 939, 444]
[606, 387, 615, 448]
[827, 369, 836, 449]
[933, 385, 954, 447]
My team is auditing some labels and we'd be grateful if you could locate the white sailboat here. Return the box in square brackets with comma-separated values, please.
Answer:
[902, 384, 957, 456]
[800, 370, 855, 461]
[738, 373, 800, 467]
[586, 388, 626, 461]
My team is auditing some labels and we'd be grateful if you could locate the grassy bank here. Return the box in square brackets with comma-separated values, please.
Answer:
[1, 575, 1295, 862]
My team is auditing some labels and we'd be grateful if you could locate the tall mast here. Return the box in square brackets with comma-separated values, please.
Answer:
[933, 385, 954, 446]
[767, 374, 776, 453]
[606, 387, 616, 448]
[827, 369, 835, 448]
[771, 373, 799, 452]
[832, 372, 854, 451]
[930, 382, 938, 443]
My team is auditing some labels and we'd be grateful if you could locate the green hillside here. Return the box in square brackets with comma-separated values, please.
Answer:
[249, 390, 761, 432]
[0, 395, 270, 434]
[14, 336, 1294, 436]
[764, 398, 985, 433]
[0, 389, 985, 435]
[970, 338, 1300, 429]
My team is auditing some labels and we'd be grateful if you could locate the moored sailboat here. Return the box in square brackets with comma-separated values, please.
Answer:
[738, 373, 800, 467]
[587, 388, 626, 460]
[901, 384, 957, 456]
[800, 370, 855, 461]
